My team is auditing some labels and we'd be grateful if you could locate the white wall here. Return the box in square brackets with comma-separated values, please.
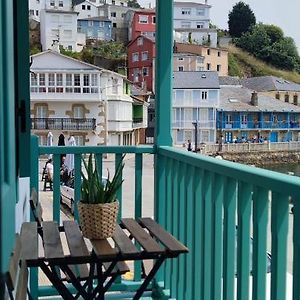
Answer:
[40, 10, 83, 52]
[74, 1, 99, 19]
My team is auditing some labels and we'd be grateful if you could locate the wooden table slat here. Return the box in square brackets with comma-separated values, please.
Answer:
[121, 218, 162, 254]
[20, 222, 38, 261]
[63, 221, 89, 258]
[43, 222, 64, 259]
[113, 225, 139, 256]
[91, 239, 117, 260]
[139, 218, 189, 254]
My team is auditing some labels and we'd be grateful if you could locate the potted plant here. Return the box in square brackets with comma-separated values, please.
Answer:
[78, 154, 124, 239]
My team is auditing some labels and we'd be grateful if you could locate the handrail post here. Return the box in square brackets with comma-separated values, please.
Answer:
[30, 135, 39, 299]
[154, 0, 173, 286]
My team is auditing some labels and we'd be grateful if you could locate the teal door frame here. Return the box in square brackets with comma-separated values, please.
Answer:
[0, 0, 17, 296]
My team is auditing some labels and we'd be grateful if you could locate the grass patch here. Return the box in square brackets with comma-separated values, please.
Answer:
[228, 45, 300, 83]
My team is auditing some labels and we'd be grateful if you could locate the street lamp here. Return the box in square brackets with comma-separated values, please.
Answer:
[192, 120, 198, 153]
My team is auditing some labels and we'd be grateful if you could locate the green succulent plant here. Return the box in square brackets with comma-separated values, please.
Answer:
[80, 154, 124, 204]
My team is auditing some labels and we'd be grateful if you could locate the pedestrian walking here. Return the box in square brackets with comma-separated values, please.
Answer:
[187, 139, 192, 151]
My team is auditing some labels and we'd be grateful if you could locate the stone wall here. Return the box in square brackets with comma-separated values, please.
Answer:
[220, 151, 300, 166]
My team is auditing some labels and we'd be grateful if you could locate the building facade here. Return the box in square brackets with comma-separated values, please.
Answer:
[127, 35, 155, 92]
[173, 1, 217, 47]
[242, 76, 300, 106]
[78, 17, 112, 40]
[174, 42, 228, 76]
[217, 85, 300, 143]
[172, 71, 220, 145]
[128, 9, 156, 41]
[30, 50, 143, 146]
[40, 0, 86, 52]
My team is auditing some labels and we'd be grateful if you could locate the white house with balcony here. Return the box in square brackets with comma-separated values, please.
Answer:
[40, 0, 86, 52]
[30, 50, 139, 146]
[173, 2, 217, 47]
[172, 71, 220, 145]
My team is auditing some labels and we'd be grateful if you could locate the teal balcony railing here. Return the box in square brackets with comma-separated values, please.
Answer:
[31, 135, 300, 299]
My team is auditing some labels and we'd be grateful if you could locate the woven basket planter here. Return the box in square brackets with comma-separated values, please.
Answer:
[78, 201, 119, 239]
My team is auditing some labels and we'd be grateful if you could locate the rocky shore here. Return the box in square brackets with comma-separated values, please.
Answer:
[220, 151, 300, 166]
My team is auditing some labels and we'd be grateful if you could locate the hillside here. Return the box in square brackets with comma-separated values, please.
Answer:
[228, 45, 300, 84]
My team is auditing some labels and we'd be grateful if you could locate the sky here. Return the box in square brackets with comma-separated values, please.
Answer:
[137, 0, 300, 51]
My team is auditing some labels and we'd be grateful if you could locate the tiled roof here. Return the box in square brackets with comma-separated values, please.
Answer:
[78, 16, 111, 21]
[173, 71, 219, 89]
[219, 76, 242, 86]
[242, 76, 300, 92]
[219, 86, 300, 112]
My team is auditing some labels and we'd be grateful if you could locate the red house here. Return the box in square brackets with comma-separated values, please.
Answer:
[129, 9, 156, 41]
[128, 35, 156, 92]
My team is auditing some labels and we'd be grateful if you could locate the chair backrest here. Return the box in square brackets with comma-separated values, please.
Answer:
[29, 188, 43, 227]
[6, 234, 28, 300]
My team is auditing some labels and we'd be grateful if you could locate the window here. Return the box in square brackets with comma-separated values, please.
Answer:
[83, 74, 90, 93]
[141, 51, 148, 61]
[201, 91, 208, 100]
[87, 5, 91, 10]
[74, 135, 85, 146]
[178, 57, 184, 61]
[63, 30, 72, 38]
[217, 64, 221, 72]
[181, 8, 191, 15]
[30, 73, 38, 93]
[64, 15, 72, 23]
[51, 15, 59, 23]
[196, 22, 204, 29]
[175, 90, 184, 101]
[56, 74, 63, 93]
[48, 73, 55, 93]
[207, 49, 210, 55]
[294, 95, 298, 105]
[121, 2, 124, 6]
[142, 67, 149, 76]
[36, 10, 39, 16]
[207, 63, 211, 70]
[132, 52, 139, 62]
[218, 51, 221, 57]
[36, 104, 48, 118]
[82, 5, 85, 10]
[152, 16, 156, 24]
[121, 13, 126, 17]
[112, 0, 116, 4]
[74, 74, 81, 93]
[111, 12, 116, 17]
[137, 37, 143, 46]
[29, 9, 34, 15]
[285, 94, 289, 103]
[241, 114, 247, 124]
[68, 45, 73, 51]
[181, 21, 191, 28]
[192, 90, 201, 100]
[178, 66, 184, 71]
[66, 74, 73, 93]
[113, 23, 117, 28]
[139, 15, 148, 24]
[73, 105, 84, 118]
[276, 92, 280, 100]
[91, 74, 98, 93]
[58, 0, 63, 7]
[50, 0, 55, 6]
[39, 73, 46, 93]
[112, 79, 118, 94]
[196, 8, 205, 16]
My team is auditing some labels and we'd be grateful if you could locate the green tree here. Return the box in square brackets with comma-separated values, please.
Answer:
[228, 1, 256, 38]
[127, 0, 141, 8]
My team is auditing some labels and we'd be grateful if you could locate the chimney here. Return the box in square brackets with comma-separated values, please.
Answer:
[251, 91, 258, 106]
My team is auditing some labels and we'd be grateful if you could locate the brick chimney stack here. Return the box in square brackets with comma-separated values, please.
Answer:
[251, 91, 258, 106]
